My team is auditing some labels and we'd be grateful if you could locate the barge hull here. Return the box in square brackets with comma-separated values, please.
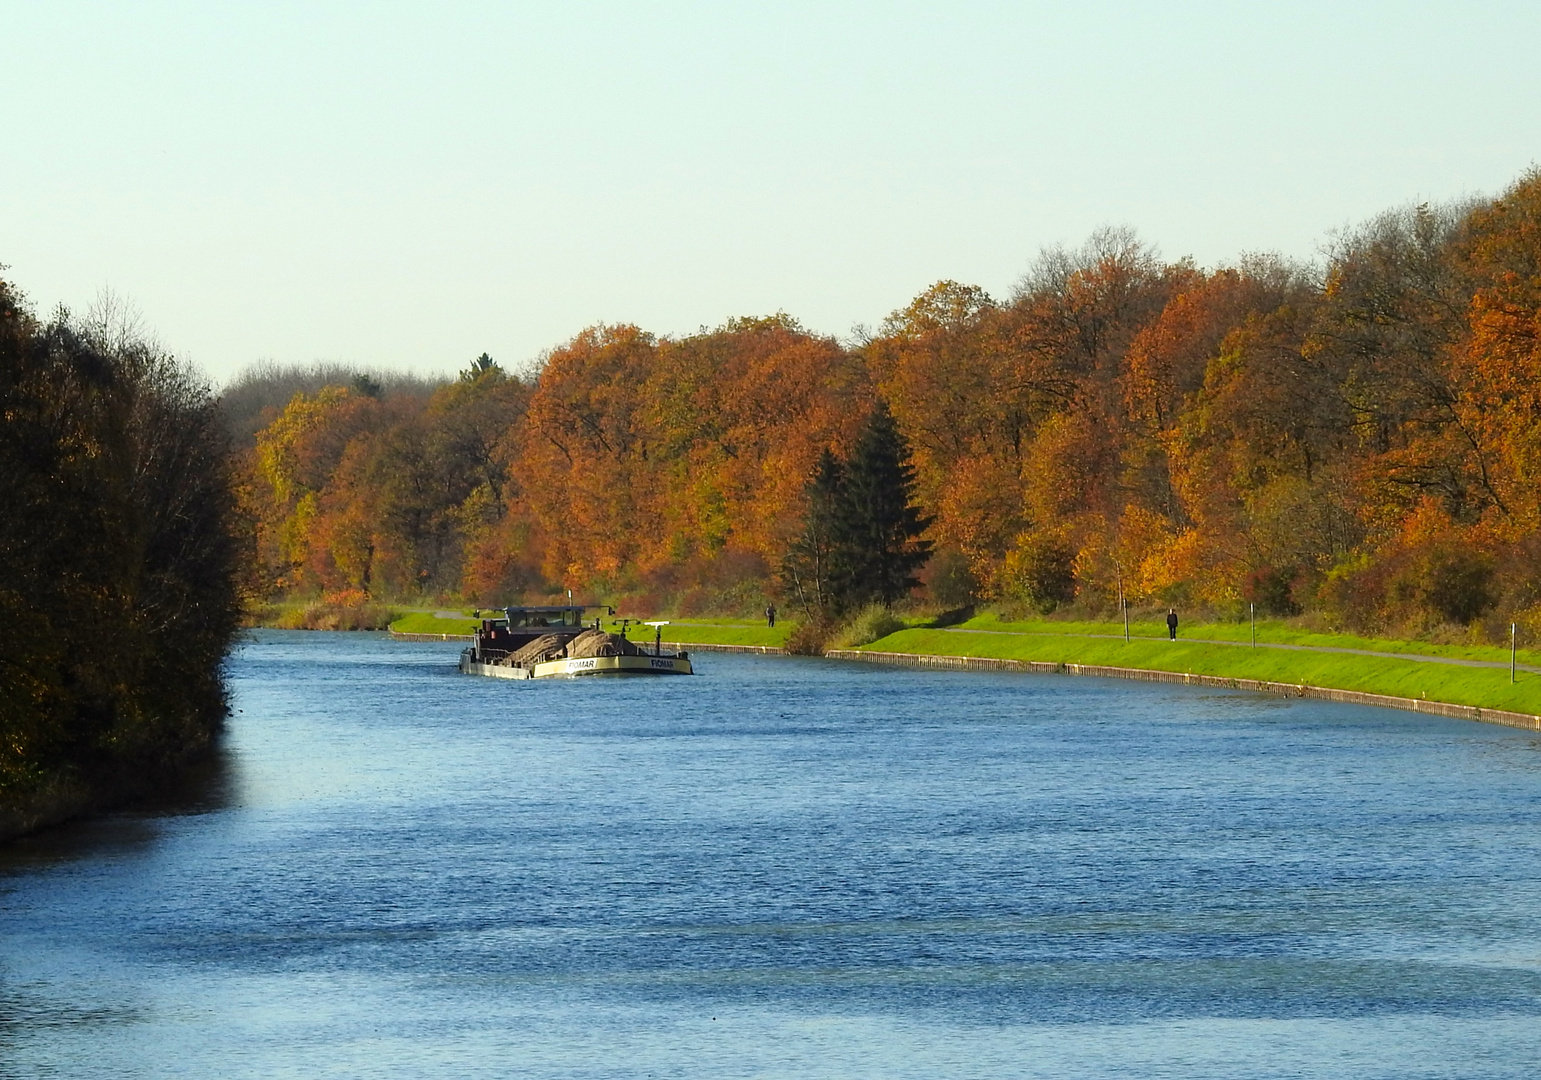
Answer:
[461, 655, 692, 678]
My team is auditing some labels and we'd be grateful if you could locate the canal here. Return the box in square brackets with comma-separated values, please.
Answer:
[4, 630, 1541, 1077]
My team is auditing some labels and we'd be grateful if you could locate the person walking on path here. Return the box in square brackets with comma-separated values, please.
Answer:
[766, 604, 777, 628]
[1166, 608, 1178, 640]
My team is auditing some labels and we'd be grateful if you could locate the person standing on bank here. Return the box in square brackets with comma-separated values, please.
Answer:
[766, 604, 776, 628]
[1166, 608, 1178, 640]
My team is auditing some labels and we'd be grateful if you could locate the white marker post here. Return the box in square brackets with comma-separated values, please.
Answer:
[645, 620, 669, 657]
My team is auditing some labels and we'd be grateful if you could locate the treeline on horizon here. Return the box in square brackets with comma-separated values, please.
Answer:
[239, 169, 1541, 643]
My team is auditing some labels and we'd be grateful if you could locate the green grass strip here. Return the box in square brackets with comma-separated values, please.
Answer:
[959, 613, 1540, 665]
[647, 620, 791, 647]
[864, 628, 1541, 715]
[389, 612, 479, 635]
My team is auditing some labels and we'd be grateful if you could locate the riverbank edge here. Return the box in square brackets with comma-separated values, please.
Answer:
[0, 779, 103, 844]
[393, 632, 1535, 726]
[825, 649, 1541, 732]
[0, 733, 220, 845]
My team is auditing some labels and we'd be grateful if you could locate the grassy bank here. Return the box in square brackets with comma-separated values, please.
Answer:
[250, 605, 479, 634]
[649, 619, 791, 648]
[389, 611, 480, 635]
[959, 613, 1541, 666]
[859, 626, 1541, 715]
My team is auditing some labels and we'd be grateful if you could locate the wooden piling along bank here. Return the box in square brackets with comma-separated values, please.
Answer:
[824, 649, 1541, 733]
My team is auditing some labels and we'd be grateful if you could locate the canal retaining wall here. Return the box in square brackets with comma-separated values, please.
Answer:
[824, 649, 1541, 733]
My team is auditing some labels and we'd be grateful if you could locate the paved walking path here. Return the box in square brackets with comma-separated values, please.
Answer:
[938, 627, 1541, 674]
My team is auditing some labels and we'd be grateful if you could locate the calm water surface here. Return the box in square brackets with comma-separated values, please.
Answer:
[5, 630, 1541, 1077]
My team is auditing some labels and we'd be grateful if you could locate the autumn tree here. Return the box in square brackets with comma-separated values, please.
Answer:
[865, 282, 1026, 584]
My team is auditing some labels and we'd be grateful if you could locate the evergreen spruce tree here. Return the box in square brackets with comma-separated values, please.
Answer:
[831, 402, 932, 608]
[779, 448, 844, 617]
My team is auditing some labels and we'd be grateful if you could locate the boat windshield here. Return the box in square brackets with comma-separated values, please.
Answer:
[502, 606, 586, 629]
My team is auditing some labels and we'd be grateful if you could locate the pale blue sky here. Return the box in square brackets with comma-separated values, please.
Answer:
[2, 1, 1538, 382]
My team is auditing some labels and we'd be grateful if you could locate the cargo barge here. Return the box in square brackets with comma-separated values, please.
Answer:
[459, 606, 693, 679]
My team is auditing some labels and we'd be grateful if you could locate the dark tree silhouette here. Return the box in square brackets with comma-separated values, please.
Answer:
[833, 402, 934, 608]
[780, 448, 845, 617]
[1, 278, 242, 837]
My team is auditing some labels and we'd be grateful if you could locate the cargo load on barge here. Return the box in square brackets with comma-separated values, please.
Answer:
[460, 606, 693, 679]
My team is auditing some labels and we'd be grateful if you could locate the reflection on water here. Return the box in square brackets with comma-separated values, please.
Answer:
[130, 743, 242, 819]
[0, 746, 240, 874]
[3, 630, 1541, 1078]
